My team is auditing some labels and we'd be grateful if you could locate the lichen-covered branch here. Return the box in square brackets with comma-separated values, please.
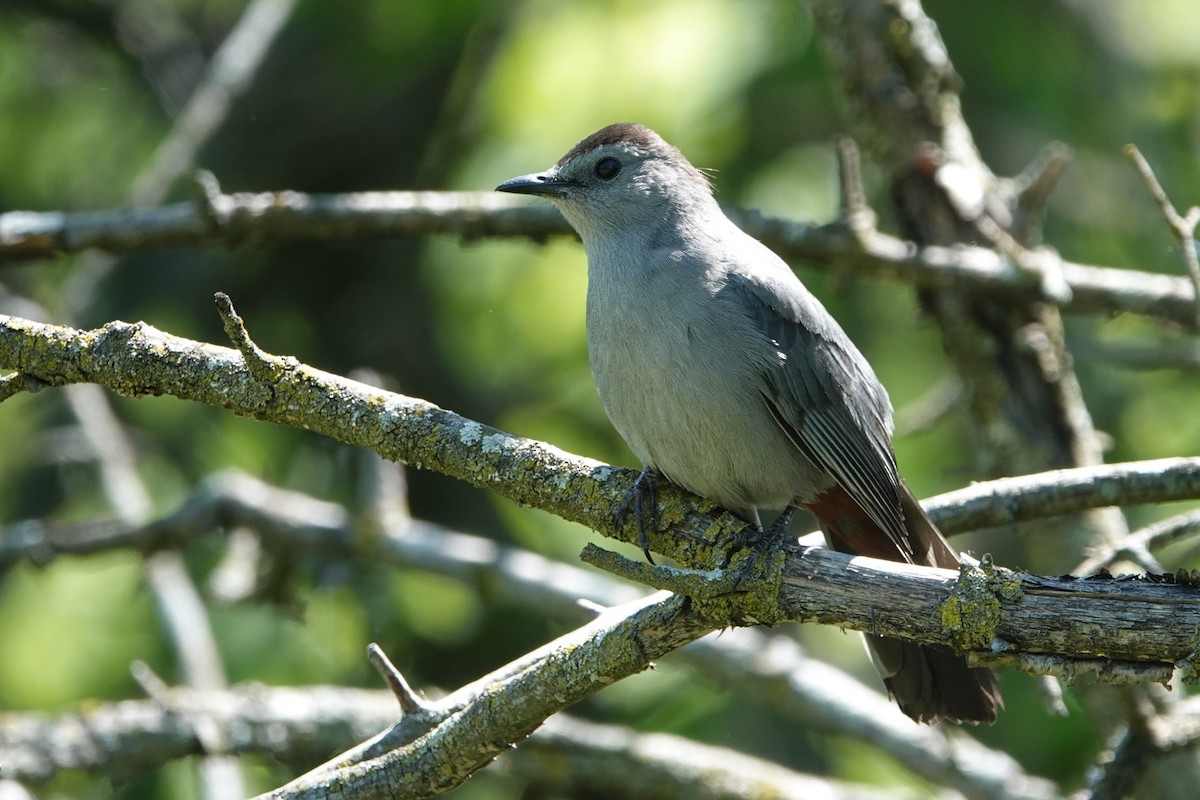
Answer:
[256, 592, 714, 800]
[0, 312, 664, 543]
[2, 312, 1198, 669]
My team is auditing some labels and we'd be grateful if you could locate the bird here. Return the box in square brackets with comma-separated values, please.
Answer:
[496, 122, 1000, 724]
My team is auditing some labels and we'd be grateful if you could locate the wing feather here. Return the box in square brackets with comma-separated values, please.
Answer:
[727, 272, 911, 558]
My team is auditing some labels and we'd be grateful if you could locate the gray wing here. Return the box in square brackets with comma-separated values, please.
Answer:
[726, 271, 911, 558]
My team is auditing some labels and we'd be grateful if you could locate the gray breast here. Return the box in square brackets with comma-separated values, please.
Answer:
[584, 255, 833, 518]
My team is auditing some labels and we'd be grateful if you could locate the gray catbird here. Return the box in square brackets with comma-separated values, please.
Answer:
[497, 122, 1000, 724]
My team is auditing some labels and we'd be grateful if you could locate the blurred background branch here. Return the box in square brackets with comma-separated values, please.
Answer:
[4, 190, 1200, 329]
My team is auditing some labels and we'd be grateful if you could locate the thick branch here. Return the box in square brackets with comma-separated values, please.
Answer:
[588, 540, 1200, 670]
[2, 313, 1198, 671]
[5, 314, 1200, 560]
[257, 592, 714, 799]
[790, 552, 1199, 669]
[0, 314, 654, 540]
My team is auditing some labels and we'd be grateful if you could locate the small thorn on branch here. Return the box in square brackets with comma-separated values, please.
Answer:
[130, 660, 172, 701]
[367, 642, 430, 716]
[213, 292, 279, 382]
[1014, 141, 1073, 225]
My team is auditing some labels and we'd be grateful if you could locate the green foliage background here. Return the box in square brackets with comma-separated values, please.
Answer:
[2, 0, 1199, 797]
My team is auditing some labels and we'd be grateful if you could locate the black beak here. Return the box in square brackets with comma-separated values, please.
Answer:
[495, 171, 576, 198]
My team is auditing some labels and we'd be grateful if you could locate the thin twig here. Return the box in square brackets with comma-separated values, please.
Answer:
[366, 643, 431, 716]
[580, 543, 742, 596]
[130, 0, 299, 206]
[1126, 144, 1200, 328]
[1012, 141, 1073, 245]
[1075, 509, 1200, 575]
[214, 292, 281, 382]
[4, 191, 1199, 328]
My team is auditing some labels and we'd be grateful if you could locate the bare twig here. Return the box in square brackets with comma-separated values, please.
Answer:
[1126, 144, 1200, 328]
[213, 292, 285, 384]
[4, 191, 1200, 329]
[254, 592, 714, 800]
[366, 644, 431, 717]
[130, 0, 299, 207]
[1011, 141, 1073, 245]
[1075, 509, 1200, 575]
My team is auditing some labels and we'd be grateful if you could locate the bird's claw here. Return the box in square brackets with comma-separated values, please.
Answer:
[616, 467, 659, 564]
[721, 499, 798, 569]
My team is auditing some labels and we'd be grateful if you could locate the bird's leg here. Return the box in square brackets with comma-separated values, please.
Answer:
[766, 500, 799, 538]
[615, 466, 659, 564]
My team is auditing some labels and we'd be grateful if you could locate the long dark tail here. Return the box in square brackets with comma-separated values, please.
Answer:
[807, 482, 1001, 724]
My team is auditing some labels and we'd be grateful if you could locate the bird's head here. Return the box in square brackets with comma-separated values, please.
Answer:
[496, 123, 714, 242]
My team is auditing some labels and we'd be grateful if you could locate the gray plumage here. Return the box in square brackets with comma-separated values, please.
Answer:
[497, 123, 999, 724]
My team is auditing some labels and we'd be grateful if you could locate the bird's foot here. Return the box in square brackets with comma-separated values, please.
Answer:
[615, 467, 660, 564]
[722, 499, 798, 567]
[718, 519, 790, 627]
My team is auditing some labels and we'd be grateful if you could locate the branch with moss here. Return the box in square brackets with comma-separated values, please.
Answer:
[3, 306, 1200, 797]
[2, 307, 1199, 656]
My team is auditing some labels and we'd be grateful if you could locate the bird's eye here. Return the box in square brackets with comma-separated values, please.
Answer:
[594, 157, 621, 181]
